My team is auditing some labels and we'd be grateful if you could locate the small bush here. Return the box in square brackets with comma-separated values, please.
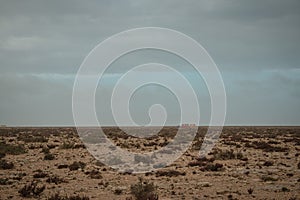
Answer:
[0, 142, 26, 155]
[47, 143, 58, 149]
[18, 181, 45, 197]
[213, 149, 236, 160]
[85, 170, 102, 179]
[200, 163, 223, 172]
[246, 141, 288, 152]
[58, 164, 69, 169]
[247, 188, 254, 195]
[0, 159, 14, 169]
[60, 142, 74, 149]
[261, 175, 278, 182]
[130, 178, 158, 200]
[156, 170, 185, 177]
[44, 153, 55, 160]
[41, 147, 50, 154]
[48, 193, 89, 200]
[33, 170, 48, 178]
[46, 175, 66, 184]
[212, 149, 247, 160]
[188, 157, 215, 167]
[18, 135, 48, 143]
[0, 178, 12, 185]
[281, 187, 290, 192]
[12, 173, 26, 181]
[114, 188, 123, 195]
[0, 152, 5, 159]
[263, 161, 274, 167]
[69, 161, 86, 171]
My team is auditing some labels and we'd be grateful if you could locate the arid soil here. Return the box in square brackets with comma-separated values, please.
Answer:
[0, 127, 299, 200]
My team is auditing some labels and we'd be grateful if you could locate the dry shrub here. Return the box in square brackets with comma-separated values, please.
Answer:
[0, 159, 14, 169]
[156, 170, 186, 177]
[130, 178, 158, 200]
[18, 181, 45, 197]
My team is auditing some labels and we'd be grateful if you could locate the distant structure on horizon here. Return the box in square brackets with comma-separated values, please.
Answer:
[0, 125, 7, 127]
[181, 123, 197, 128]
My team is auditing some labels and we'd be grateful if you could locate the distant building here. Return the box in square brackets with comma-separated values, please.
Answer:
[181, 124, 196, 128]
[0, 125, 7, 127]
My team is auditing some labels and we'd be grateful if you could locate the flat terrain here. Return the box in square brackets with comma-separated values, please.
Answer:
[0, 127, 299, 200]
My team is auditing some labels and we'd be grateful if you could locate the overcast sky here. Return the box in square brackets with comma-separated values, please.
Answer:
[0, 0, 299, 126]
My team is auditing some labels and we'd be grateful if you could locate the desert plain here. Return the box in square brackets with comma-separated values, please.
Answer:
[0, 126, 299, 200]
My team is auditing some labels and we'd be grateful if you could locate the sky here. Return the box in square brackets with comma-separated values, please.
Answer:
[0, 0, 299, 126]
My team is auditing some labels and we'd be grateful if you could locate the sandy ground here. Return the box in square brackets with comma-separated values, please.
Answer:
[0, 126, 299, 200]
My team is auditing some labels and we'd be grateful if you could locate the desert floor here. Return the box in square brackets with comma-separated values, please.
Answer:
[0, 126, 299, 200]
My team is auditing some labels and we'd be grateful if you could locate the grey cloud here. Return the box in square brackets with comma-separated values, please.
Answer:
[0, 0, 299, 125]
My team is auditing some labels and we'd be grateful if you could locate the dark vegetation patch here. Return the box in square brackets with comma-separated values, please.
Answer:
[245, 141, 288, 152]
[11, 173, 26, 181]
[46, 175, 66, 184]
[33, 170, 48, 178]
[47, 143, 59, 149]
[0, 178, 13, 185]
[48, 193, 89, 200]
[69, 161, 86, 171]
[44, 153, 55, 160]
[155, 170, 186, 177]
[261, 175, 278, 182]
[114, 188, 123, 195]
[210, 149, 247, 161]
[247, 188, 254, 195]
[17, 135, 48, 143]
[60, 142, 85, 149]
[58, 164, 69, 169]
[0, 159, 14, 169]
[281, 187, 290, 192]
[200, 163, 224, 172]
[130, 178, 158, 200]
[0, 142, 26, 155]
[41, 147, 50, 154]
[0, 152, 5, 159]
[187, 156, 215, 167]
[85, 169, 102, 179]
[18, 181, 45, 197]
[263, 161, 274, 167]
